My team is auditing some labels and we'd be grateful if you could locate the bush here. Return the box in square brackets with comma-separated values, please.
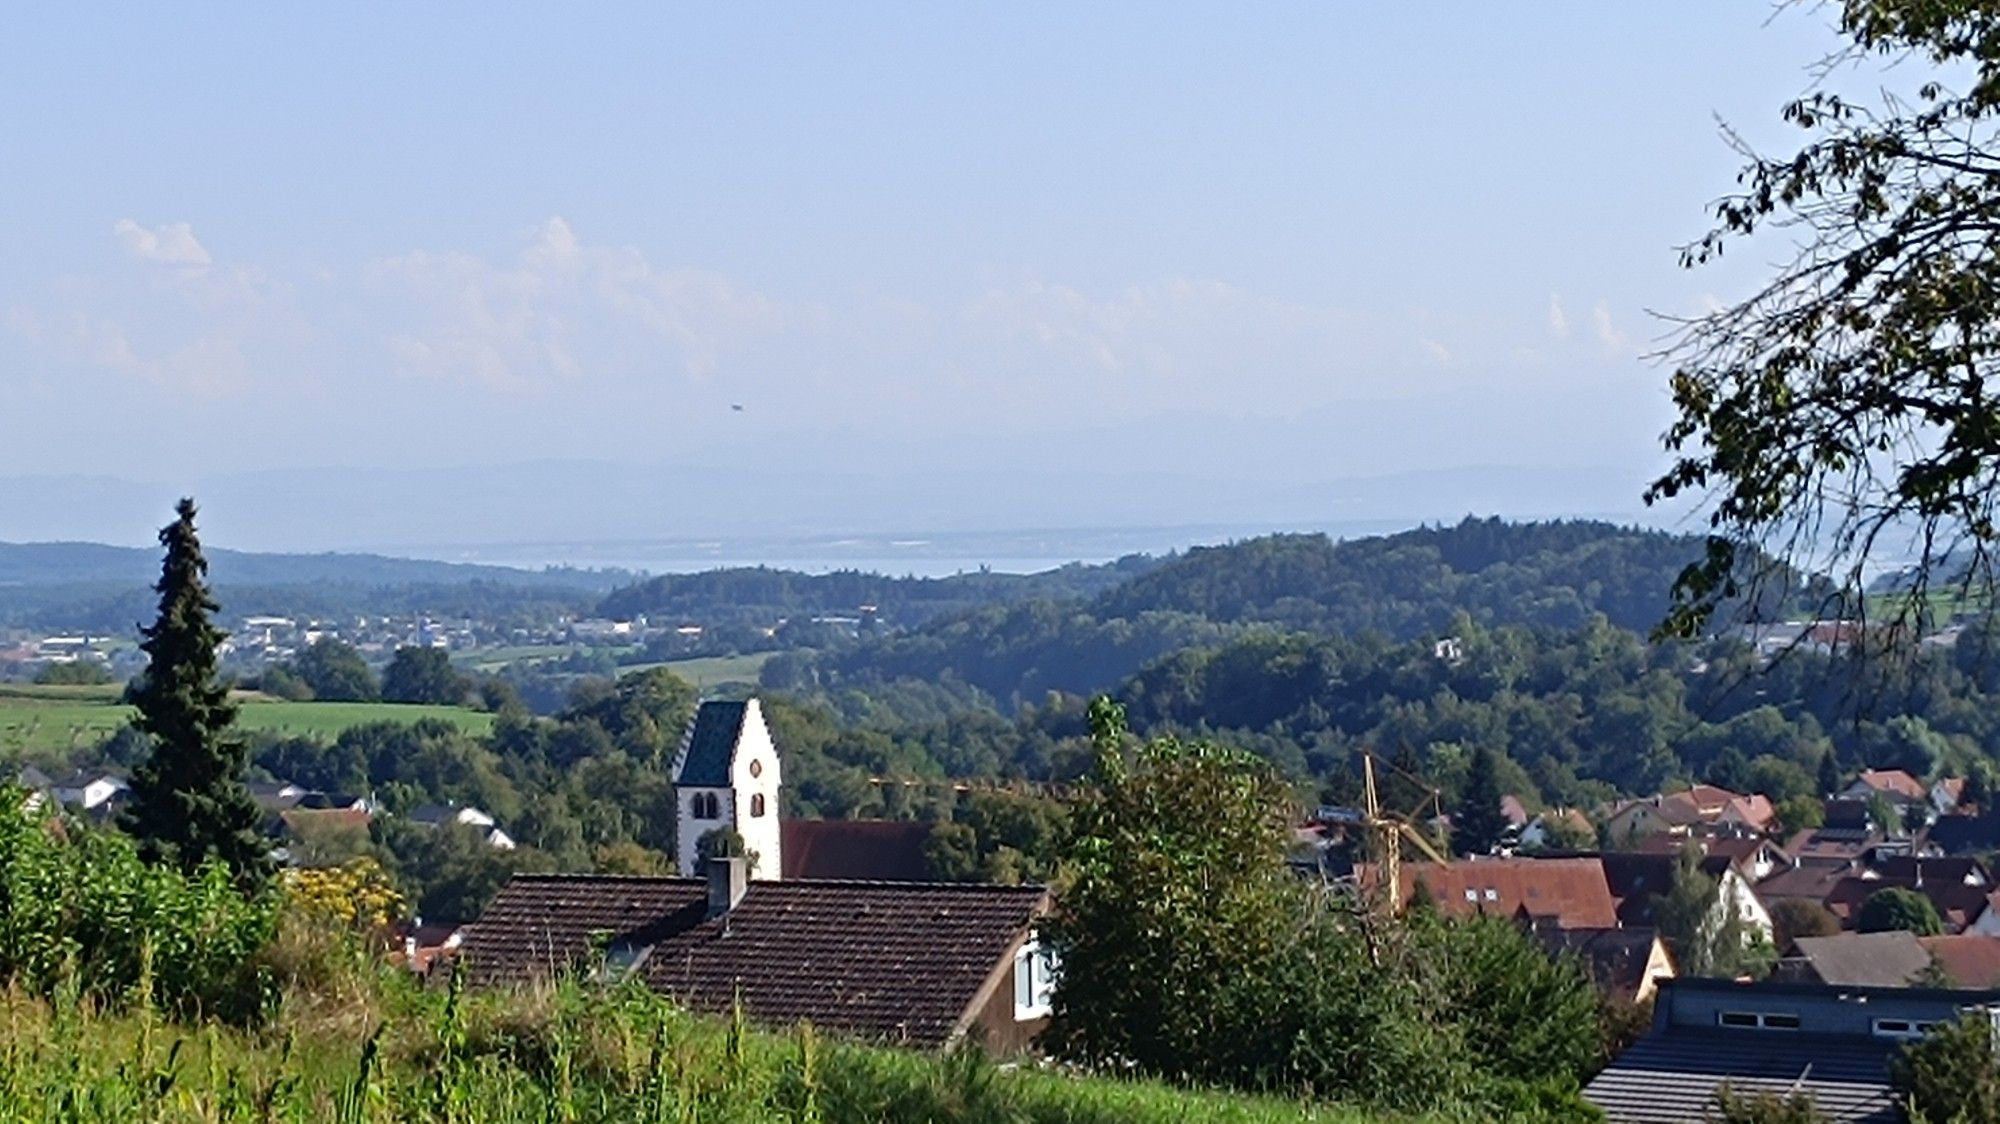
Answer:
[0, 788, 278, 1022]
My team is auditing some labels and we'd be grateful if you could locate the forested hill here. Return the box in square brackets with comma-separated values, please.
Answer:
[0, 543, 627, 631]
[0, 541, 624, 591]
[1091, 518, 1708, 636]
[782, 519, 1787, 704]
[594, 555, 1161, 626]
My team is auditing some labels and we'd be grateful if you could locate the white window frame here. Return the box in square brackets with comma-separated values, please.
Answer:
[1013, 940, 1057, 1021]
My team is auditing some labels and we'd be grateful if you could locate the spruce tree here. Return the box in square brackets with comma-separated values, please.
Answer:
[1453, 746, 1509, 857]
[121, 499, 271, 891]
[1818, 751, 1843, 799]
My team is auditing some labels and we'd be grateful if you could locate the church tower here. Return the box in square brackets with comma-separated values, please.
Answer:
[671, 698, 784, 879]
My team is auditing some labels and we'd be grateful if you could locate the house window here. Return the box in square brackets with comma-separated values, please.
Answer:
[1013, 941, 1057, 1021]
[1718, 1011, 1800, 1031]
[750, 793, 766, 818]
[1872, 1019, 1939, 1040]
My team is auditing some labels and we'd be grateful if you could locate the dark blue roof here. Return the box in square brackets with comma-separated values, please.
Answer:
[678, 701, 747, 787]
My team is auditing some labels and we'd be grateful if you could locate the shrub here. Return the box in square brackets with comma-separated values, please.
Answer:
[0, 788, 278, 1022]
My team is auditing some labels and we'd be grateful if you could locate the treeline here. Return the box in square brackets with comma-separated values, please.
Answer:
[779, 518, 1829, 703]
[595, 555, 1160, 627]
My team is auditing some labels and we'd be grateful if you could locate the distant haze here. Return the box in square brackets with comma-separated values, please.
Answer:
[2, 4, 1849, 560]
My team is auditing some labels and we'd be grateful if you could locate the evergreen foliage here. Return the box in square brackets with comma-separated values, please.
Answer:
[1452, 745, 1508, 856]
[120, 499, 271, 892]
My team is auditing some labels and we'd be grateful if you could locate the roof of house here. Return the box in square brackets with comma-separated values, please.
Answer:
[1585, 1027, 1902, 1123]
[1596, 852, 1736, 928]
[1821, 876, 1999, 932]
[1853, 769, 1929, 802]
[458, 874, 1046, 1048]
[1786, 931, 1933, 987]
[677, 700, 748, 787]
[1754, 862, 1851, 904]
[14, 766, 52, 790]
[1537, 926, 1670, 999]
[1869, 855, 1989, 887]
[279, 807, 372, 836]
[1785, 823, 1879, 864]
[1635, 834, 1785, 871]
[1499, 794, 1530, 828]
[779, 819, 934, 881]
[1401, 857, 1619, 928]
[1925, 810, 2000, 855]
[1918, 934, 2000, 988]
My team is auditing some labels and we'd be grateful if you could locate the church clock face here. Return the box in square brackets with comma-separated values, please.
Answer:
[749, 760, 763, 778]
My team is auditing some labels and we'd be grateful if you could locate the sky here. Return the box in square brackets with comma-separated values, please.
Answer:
[0, 4, 1862, 553]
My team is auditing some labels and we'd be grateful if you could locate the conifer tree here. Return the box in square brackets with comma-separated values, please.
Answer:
[1453, 746, 1509, 857]
[1817, 751, 1842, 799]
[121, 498, 271, 891]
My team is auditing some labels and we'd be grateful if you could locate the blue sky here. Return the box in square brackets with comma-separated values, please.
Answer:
[0, 4, 1859, 547]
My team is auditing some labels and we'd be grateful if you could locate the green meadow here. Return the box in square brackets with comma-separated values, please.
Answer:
[0, 683, 493, 756]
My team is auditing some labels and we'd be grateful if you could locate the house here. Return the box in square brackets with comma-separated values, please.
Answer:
[407, 804, 514, 850]
[1518, 807, 1593, 850]
[1636, 834, 1789, 883]
[52, 769, 129, 815]
[1918, 935, 2000, 988]
[458, 860, 1053, 1054]
[1595, 852, 1776, 944]
[13, 765, 53, 813]
[1923, 808, 2000, 856]
[1603, 785, 1775, 846]
[671, 699, 783, 879]
[1842, 768, 1930, 808]
[1818, 875, 2000, 935]
[1585, 978, 2000, 1122]
[398, 922, 463, 975]
[1535, 924, 1676, 1004]
[248, 780, 306, 814]
[1930, 777, 1967, 817]
[1776, 931, 1936, 987]
[1394, 857, 1621, 929]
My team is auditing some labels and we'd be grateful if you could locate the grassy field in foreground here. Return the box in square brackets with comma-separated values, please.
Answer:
[0, 683, 493, 755]
[0, 979, 1419, 1124]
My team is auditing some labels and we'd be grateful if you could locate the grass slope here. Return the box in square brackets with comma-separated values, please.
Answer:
[0, 683, 493, 755]
[0, 978, 1417, 1124]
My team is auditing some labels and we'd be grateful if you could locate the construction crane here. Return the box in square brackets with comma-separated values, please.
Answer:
[1359, 751, 1448, 914]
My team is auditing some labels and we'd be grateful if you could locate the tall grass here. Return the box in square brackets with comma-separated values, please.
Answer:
[0, 952, 1451, 1124]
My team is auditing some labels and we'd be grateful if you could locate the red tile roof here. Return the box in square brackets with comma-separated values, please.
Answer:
[1400, 858, 1619, 928]
[779, 819, 934, 881]
[1919, 935, 2000, 987]
[1854, 769, 1929, 802]
[458, 874, 1046, 1048]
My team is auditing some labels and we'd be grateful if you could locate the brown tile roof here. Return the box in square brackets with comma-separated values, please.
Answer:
[1635, 834, 1785, 872]
[1537, 926, 1671, 1001]
[1401, 858, 1619, 928]
[1596, 852, 1736, 928]
[1919, 935, 2000, 988]
[779, 819, 934, 881]
[1855, 769, 1929, 802]
[1820, 876, 1998, 933]
[1755, 863, 1851, 905]
[458, 874, 1047, 1048]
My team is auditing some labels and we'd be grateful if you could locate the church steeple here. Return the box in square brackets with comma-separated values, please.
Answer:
[671, 698, 784, 879]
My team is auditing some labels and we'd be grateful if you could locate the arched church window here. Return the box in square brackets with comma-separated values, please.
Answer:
[751, 793, 766, 818]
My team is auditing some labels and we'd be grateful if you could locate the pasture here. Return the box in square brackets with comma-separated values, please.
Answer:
[0, 682, 493, 756]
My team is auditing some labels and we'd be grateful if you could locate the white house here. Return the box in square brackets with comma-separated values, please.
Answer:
[53, 769, 128, 813]
[671, 698, 783, 880]
[408, 803, 513, 849]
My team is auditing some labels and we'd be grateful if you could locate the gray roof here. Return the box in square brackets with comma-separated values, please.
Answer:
[1585, 1028, 1900, 1122]
[676, 700, 747, 788]
[15, 766, 52, 790]
[1788, 931, 1932, 987]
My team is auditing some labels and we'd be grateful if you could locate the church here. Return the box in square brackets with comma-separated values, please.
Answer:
[669, 697, 938, 882]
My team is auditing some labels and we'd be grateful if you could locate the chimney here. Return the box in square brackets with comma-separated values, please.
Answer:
[707, 855, 747, 917]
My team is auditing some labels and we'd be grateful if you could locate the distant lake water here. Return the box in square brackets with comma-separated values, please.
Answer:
[382, 521, 1418, 578]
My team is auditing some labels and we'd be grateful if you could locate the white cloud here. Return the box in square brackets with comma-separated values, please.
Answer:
[373, 216, 787, 387]
[113, 219, 211, 266]
[1547, 294, 1569, 338]
[1592, 300, 1629, 353]
[1421, 338, 1452, 364]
